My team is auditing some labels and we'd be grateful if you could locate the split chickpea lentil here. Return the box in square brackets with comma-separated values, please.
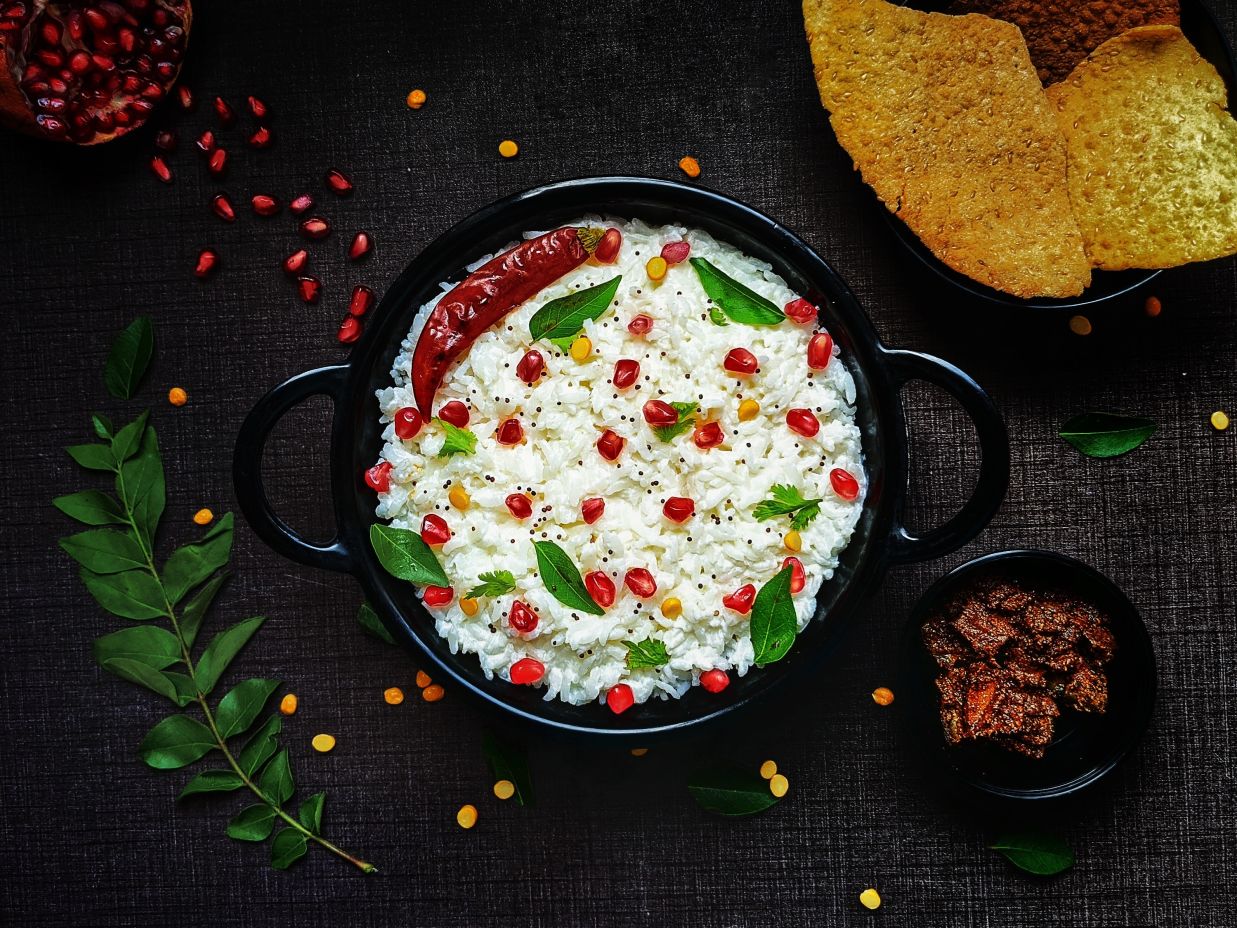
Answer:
[192, 508, 214, 526]
[1069, 314, 1092, 336]
[871, 686, 895, 706]
[279, 693, 298, 715]
[498, 139, 519, 158]
[859, 888, 882, 910]
[415, 670, 432, 689]
[406, 88, 427, 109]
[383, 686, 405, 705]
[167, 386, 188, 406]
[493, 779, 516, 801]
[311, 733, 336, 753]
[1212, 410, 1230, 431]
[456, 804, 478, 829]
[759, 759, 778, 780]
[422, 684, 445, 703]
[769, 773, 789, 798]
[678, 155, 701, 178]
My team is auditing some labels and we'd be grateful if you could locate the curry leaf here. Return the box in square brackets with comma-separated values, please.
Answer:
[991, 832, 1075, 876]
[357, 602, 396, 645]
[688, 767, 781, 816]
[104, 316, 154, 400]
[138, 714, 216, 769]
[180, 572, 228, 649]
[750, 566, 797, 665]
[80, 568, 167, 620]
[258, 749, 295, 805]
[690, 259, 784, 325]
[369, 524, 449, 586]
[60, 529, 148, 575]
[53, 490, 126, 526]
[299, 792, 326, 835]
[117, 425, 164, 547]
[270, 829, 309, 869]
[227, 804, 277, 842]
[237, 715, 282, 778]
[163, 514, 234, 603]
[533, 541, 603, 615]
[101, 658, 179, 701]
[1059, 413, 1156, 459]
[110, 410, 149, 463]
[195, 617, 266, 696]
[529, 276, 622, 346]
[179, 769, 245, 799]
[93, 626, 180, 668]
[91, 414, 114, 440]
[67, 443, 118, 472]
[214, 678, 281, 740]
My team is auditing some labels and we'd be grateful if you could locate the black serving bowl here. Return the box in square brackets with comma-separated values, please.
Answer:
[234, 176, 1010, 740]
[877, 0, 1237, 311]
[898, 550, 1157, 800]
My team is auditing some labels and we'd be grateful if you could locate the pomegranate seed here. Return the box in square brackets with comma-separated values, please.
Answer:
[349, 285, 375, 317]
[364, 461, 392, 493]
[581, 497, 605, 524]
[663, 496, 695, 523]
[348, 231, 371, 261]
[207, 148, 227, 176]
[723, 347, 758, 375]
[643, 399, 679, 427]
[624, 567, 657, 598]
[67, 50, 90, 73]
[337, 316, 362, 344]
[212, 95, 234, 126]
[148, 154, 172, 183]
[508, 601, 539, 634]
[627, 314, 653, 335]
[699, 669, 730, 693]
[423, 585, 453, 607]
[84, 8, 108, 31]
[154, 129, 175, 151]
[211, 193, 235, 223]
[785, 297, 818, 324]
[593, 227, 622, 263]
[176, 85, 194, 110]
[438, 401, 469, 428]
[289, 193, 313, 214]
[301, 217, 330, 239]
[296, 276, 322, 304]
[597, 428, 625, 462]
[40, 18, 61, 45]
[786, 408, 820, 438]
[606, 683, 635, 715]
[247, 126, 272, 149]
[782, 556, 806, 594]
[421, 514, 451, 547]
[693, 420, 724, 450]
[808, 332, 834, 370]
[830, 468, 860, 501]
[584, 570, 616, 608]
[613, 358, 639, 390]
[247, 95, 268, 118]
[325, 169, 353, 195]
[516, 349, 545, 385]
[661, 240, 691, 265]
[282, 249, 308, 274]
[510, 657, 545, 685]
[496, 417, 523, 445]
[251, 194, 279, 216]
[195, 129, 214, 153]
[193, 249, 219, 279]
[394, 407, 423, 439]
[504, 493, 533, 520]
[723, 584, 756, 614]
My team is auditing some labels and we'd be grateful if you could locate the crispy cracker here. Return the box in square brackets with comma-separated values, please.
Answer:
[803, 0, 1090, 298]
[950, 0, 1180, 86]
[1046, 25, 1237, 271]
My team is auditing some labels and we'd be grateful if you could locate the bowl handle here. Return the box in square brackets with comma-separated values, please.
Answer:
[881, 349, 1009, 565]
[233, 365, 355, 574]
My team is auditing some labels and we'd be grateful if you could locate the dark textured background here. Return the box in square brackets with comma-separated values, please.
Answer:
[2, 1, 1235, 925]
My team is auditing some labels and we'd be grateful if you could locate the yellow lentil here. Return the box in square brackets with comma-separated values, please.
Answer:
[784, 530, 802, 552]
[759, 759, 777, 780]
[738, 399, 760, 421]
[859, 888, 881, 910]
[646, 256, 668, 281]
[678, 155, 701, 178]
[871, 686, 895, 706]
[311, 733, 336, 753]
[422, 684, 445, 703]
[1211, 410, 1230, 431]
[769, 773, 789, 798]
[493, 779, 516, 800]
[406, 88, 427, 109]
[630, 747, 649, 757]
[460, 597, 480, 616]
[167, 386, 188, 407]
[383, 686, 405, 705]
[660, 597, 682, 619]
[1069, 314, 1092, 336]
[448, 484, 471, 510]
[570, 335, 592, 361]
[498, 139, 518, 158]
[1144, 295, 1162, 318]
[192, 508, 214, 526]
[415, 670, 432, 689]
[456, 804, 478, 829]
[279, 693, 298, 716]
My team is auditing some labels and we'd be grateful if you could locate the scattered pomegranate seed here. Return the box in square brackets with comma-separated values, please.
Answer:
[661, 240, 691, 265]
[505, 493, 533, 520]
[211, 194, 236, 223]
[282, 249, 309, 274]
[394, 407, 423, 440]
[723, 347, 758, 375]
[337, 316, 362, 344]
[289, 194, 314, 214]
[300, 217, 330, 239]
[613, 358, 640, 389]
[423, 585, 453, 607]
[581, 497, 605, 524]
[597, 428, 625, 462]
[782, 556, 806, 594]
[593, 227, 622, 263]
[364, 461, 392, 493]
[624, 567, 657, 598]
[247, 95, 268, 118]
[193, 249, 218, 279]
[195, 129, 215, 153]
[516, 349, 545, 385]
[207, 148, 227, 176]
[510, 657, 545, 685]
[296, 276, 322, 304]
[606, 683, 635, 715]
[149, 154, 172, 183]
[154, 129, 176, 151]
[421, 513, 451, 547]
[325, 168, 353, 195]
[643, 399, 679, 427]
[700, 669, 730, 693]
[438, 401, 469, 428]
[176, 85, 194, 111]
[212, 95, 234, 126]
[247, 126, 272, 149]
[693, 420, 724, 450]
[785, 297, 818, 325]
[830, 468, 860, 501]
[496, 417, 523, 445]
[349, 285, 375, 317]
[807, 332, 834, 371]
[348, 231, 371, 261]
[663, 496, 695, 523]
[584, 570, 616, 608]
[786, 408, 820, 438]
[508, 601, 539, 634]
[627, 314, 653, 335]
[723, 584, 756, 614]
[251, 194, 279, 216]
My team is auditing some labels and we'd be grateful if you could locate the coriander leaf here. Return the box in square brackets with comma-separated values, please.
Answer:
[482, 732, 534, 807]
[533, 541, 604, 615]
[752, 484, 823, 531]
[1059, 413, 1156, 459]
[228, 804, 277, 842]
[163, 513, 234, 604]
[299, 792, 326, 834]
[466, 570, 517, 599]
[179, 769, 244, 799]
[271, 828, 309, 870]
[93, 626, 180, 669]
[214, 678, 281, 740]
[548, 335, 576, 355]
[369, 524, 450, 586]
[651, 402, 698, 442]
[53, 490, 126, 526]
[238, 715, 282, 778]
[110, 410, 149, 463]
[433, 419, 477, 457]
[80, 568, 167, 620]
[139, 714, 217, 769]
[529, 276, 622, 346]
[118, 425, 164, 548]
[991, 832, 1075, 876]
[688, 767, 781, 816]
[60, 529, 148, 575]
[258, 749, 295, 805]
[708, 306, 729, 327]
[101, 658, 179, 702]
[689, 259, 785, 326]
[104, 316, 154, 400]
[357, 601, 396, 645]
[624, 638, 670, 670]
[790, 502, 821, 531]
[195, 616, 266, 696]
[66, 442, 118, 472]
[750, 566, 797, 665]
[180, 572, 228, 650]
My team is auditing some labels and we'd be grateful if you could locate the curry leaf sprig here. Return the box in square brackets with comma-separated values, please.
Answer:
[57, 319, 374, 873]
[752, 484, 822, 531]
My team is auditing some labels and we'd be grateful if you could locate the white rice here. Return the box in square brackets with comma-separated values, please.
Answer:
[373, 217, 866, 707]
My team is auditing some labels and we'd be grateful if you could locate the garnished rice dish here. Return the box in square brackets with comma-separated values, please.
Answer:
[368, 217, 866, 712]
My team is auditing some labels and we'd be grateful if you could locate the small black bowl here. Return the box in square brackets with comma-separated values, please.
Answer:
[897, 550, 1156, 801]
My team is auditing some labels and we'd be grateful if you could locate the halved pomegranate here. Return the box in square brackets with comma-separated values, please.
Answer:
[0, 0, 193, 144]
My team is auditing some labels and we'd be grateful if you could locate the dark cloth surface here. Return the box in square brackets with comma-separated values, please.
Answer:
[2, 1, 1235, 925]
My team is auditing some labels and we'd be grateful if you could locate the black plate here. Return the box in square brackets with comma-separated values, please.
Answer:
[897, 550, 1157, 800]
[234, 176, 1010, 740]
